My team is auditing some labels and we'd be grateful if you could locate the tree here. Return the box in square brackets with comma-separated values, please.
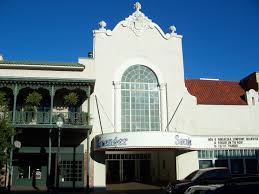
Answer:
[0, 120, 14, 167]
[64, 92, 79, 112]
[24, 91, 42, 123]
[25, 91, 42, 111]
[64, 92, 79, 108]
[0, 91, 14, 168]
[0, 91, 8, 112]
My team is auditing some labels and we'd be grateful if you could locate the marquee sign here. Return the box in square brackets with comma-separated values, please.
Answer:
[94, 132, 259, 151]
[192, 136, 259, 149]
[95, 131, 192, 150]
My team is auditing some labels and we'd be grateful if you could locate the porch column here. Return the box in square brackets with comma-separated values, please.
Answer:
[48, 85, 54, 187]
[86, 85, 91, 190]
[48, 129, 52, 187]
[8, 83, 18, 190]
[159, 83, 168, 131]
[113, 81, 121, 132]
[50, 85, 54, 124]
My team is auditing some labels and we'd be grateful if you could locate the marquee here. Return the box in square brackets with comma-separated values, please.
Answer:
[94, 132, 259, 151]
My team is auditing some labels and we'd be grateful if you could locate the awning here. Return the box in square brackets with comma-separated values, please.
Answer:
[94, 131, 191, 151]
[94, 131, 259, 151]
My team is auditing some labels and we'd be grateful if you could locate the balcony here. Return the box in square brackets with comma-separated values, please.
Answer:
[1, 111, 89, 127]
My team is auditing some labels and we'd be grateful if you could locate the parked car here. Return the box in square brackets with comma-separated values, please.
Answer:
[202, 176, 259, 194]
[182, 171, 259, 194]
[165, 167, 231, 194]
[184, 184, 224, 194]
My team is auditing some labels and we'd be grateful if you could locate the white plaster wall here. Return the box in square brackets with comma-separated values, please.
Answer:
[92, 23, 186, 135]
[176, 151, 199, 180]
[157, 151, 176, 182]
[190, 104, 259, 136]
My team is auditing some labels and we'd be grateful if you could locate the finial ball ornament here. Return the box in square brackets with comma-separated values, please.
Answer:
[169, 25, 176, 33]
[134, 2, 141, 11]
[99, 20, 107, 29]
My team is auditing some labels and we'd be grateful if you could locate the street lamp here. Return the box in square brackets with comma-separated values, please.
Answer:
[55, 116, 64, 191]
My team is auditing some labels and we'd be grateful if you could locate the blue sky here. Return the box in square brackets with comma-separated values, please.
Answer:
[0, 0, 258, 80]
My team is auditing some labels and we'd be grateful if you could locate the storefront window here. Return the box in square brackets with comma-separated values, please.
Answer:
[198, 149, 259, 175]
[59, 160, 82, 182]
[215, 159, 228, 168]
[230, 159, 244, 175]
[199, 160, 213, 169]
[245, 159, 258, 174]
[18, 166, 29, 179]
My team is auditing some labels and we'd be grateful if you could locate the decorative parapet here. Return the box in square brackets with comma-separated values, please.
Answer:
[93, 2, 182, 39]
[246, 89, 259, 106]
[121, 2, 155, 37]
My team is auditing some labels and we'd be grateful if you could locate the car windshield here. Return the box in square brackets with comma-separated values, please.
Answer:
[184, 170, 199, 181]
[184, 170, 204, 181]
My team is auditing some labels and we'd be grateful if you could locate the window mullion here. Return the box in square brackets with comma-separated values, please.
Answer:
[148, 84, 151, 131]
[129, 84, 132, 132]
[158, 86, 161, 131]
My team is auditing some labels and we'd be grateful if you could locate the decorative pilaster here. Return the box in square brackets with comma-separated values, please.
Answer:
[113, 81, 121, 132]
[87, 85, 91, 125]
[159, 83, 168, 131]
[86, 85, 91, 190]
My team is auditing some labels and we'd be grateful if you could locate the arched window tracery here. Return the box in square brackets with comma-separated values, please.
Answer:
[121, 65, 160, 132]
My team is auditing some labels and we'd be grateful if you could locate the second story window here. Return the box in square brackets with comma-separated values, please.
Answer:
[121, 65, 160, 132]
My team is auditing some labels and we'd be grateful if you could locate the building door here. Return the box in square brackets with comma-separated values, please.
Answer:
[106, 160, 120, 183]
[122, 160, 135, 182]
[106, 153, 151, 184]
[139, 160, 151, 183]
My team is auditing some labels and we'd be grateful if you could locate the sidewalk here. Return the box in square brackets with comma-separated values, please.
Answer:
[5, 182, 165, 194]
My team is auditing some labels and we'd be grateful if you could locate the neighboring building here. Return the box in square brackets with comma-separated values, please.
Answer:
[0, 59, 95, 190]
[0, 2, 259, 192]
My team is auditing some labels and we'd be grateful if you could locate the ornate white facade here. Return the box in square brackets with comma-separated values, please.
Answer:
[84, 2, 259, 191]
[1, 2, 259, 192]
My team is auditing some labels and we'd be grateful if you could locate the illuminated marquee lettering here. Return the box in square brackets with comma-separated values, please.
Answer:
[175, 135, 192, 146]
[97, 136, 128, 148]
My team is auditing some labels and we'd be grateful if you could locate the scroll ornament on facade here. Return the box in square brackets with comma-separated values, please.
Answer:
[122, 2, 155, 36]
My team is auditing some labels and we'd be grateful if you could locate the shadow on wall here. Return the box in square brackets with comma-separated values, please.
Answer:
[90, 138, 105, 164]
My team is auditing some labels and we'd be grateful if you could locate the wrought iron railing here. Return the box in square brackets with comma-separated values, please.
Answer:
[11, 111, 89, 126]
[52, 111, 89, 125]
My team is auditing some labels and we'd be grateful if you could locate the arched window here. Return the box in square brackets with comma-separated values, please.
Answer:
[121, 65, 160, 132]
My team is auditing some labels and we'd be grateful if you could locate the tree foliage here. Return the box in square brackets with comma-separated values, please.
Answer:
[0, 91, 14, 167]
[0, 91, 8, 112]
[25, 91, 42, 110]
[0, 120, 14, 166]
[64, 92, 79, 107]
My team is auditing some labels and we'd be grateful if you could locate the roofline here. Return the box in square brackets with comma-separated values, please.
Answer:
[0, 64, 84, 71]
[185, 79, 241, 83]
[0, 60, 85, 71]
[0, 76, 95, 84]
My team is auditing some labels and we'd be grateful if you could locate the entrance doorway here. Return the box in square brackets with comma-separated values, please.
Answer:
[106, 153, 151, 184]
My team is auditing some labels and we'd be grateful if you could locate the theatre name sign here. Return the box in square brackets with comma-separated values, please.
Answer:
[95, 132, 259, 150]
[95, 132, 192, 150]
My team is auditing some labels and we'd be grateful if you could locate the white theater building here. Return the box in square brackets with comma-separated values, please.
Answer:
[89, 2, 259, 190]
[1, 2, 259, 192]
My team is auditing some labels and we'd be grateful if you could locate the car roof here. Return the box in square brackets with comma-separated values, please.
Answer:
[198, 167, 228, 172]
